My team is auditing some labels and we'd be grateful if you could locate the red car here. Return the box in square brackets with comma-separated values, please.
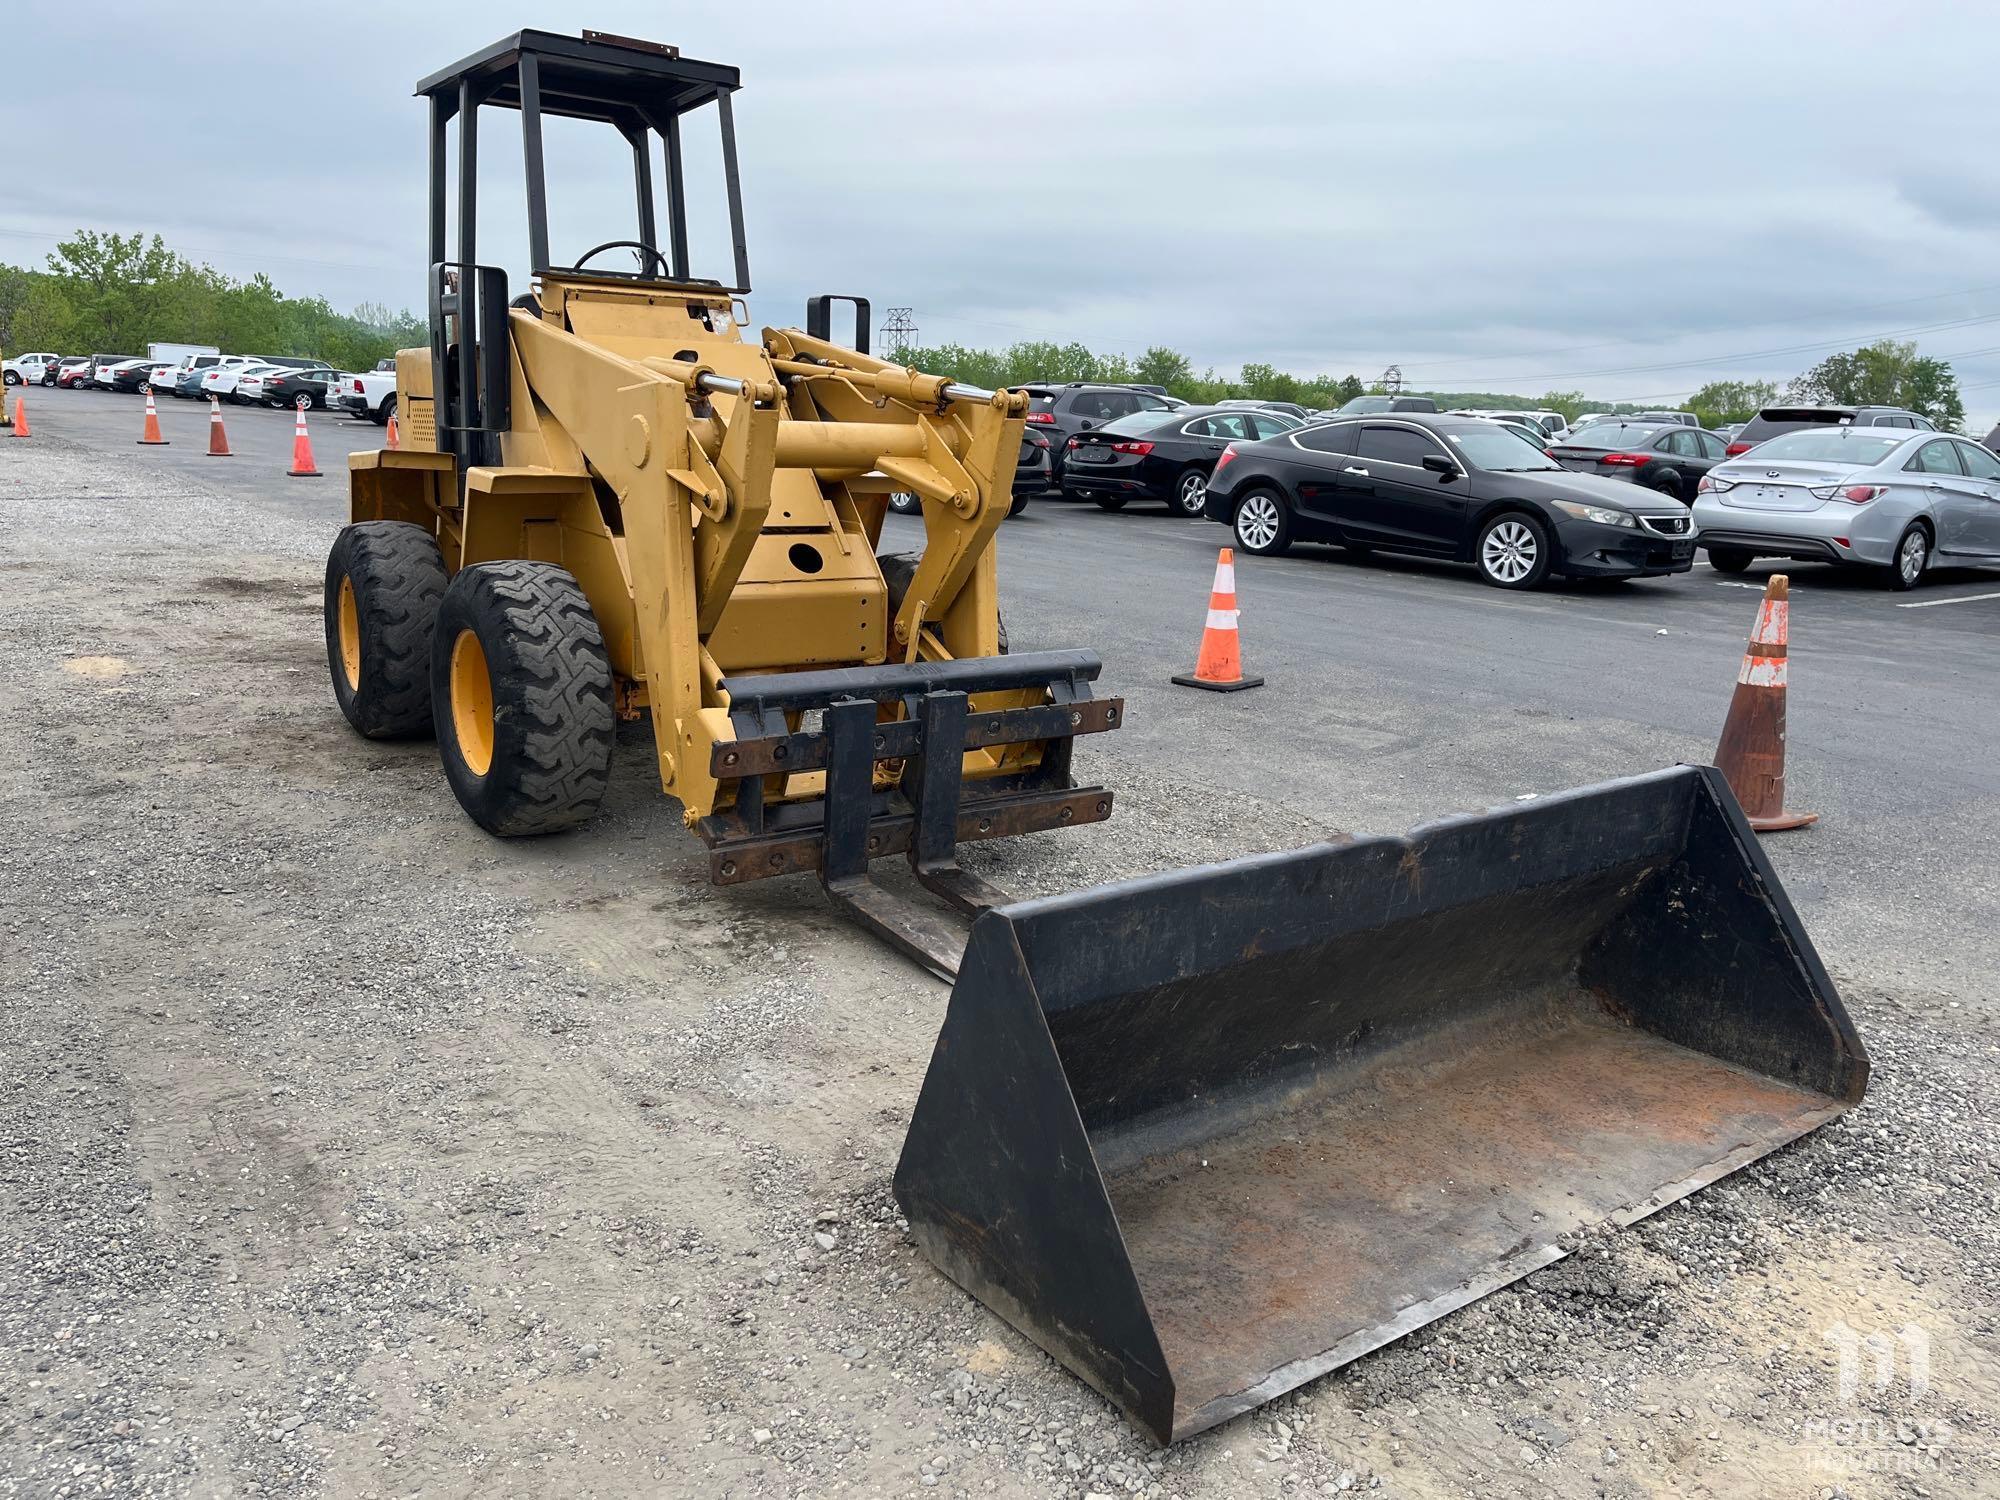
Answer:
[54, 358, 95, 389]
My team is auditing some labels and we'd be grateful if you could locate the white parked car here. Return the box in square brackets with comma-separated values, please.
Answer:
[226, 365, 287, 406]
[200, 360, 274, 403]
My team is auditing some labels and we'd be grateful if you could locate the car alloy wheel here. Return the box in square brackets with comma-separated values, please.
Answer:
[1891, 525, 1929, 590]
[1480, 518, 1539, 586]
[1176, 469, 1208, 516]
[1235, 492, 1284, 553]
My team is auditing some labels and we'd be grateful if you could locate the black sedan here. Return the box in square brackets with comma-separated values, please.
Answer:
[1060, 406, 1302, 516]
[259, 367, 342, 410]
[1548, 421, 1728, 504]
[106, 359, 166, 394]
[1202, 414, 1696, 589]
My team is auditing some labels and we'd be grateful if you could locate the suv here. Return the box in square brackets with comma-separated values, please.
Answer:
[1632, 410, 1699, 428]
[1726, 404, 1935, 456]
[1023, 383, 1177, 485]
[1336, 394, 1439, 414]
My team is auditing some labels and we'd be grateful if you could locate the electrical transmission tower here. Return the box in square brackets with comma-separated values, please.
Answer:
[881, 307, 919, 354]
[1380, 364, 1404, 394]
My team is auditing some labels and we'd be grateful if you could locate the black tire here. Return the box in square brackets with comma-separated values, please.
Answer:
[2, 371, 17, 387]
[888, 491, 922, 516]
[325, 521, 448, 739]
[1706, 547, 1753, 574]
[1173, 467, 1210, 517]
[1647, 471, 1685, 503]
[41, 373, 55, 387]
[1091, 495, 1126, 512]
[1232, 487, 1291, 556]
[373, 393, 397, 427]
[1475, 511, 1553, 590]
[431, 562, 614, 836]
[879, 550, 1007, 654]
[1008, 490, 1029, 517]
[1887, 523, 1930, 592]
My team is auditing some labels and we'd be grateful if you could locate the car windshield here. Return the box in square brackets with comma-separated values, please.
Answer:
[1741, 430, 1905, 464]
[1562, 424, 1667, 450]
[1096, 412, 1171, 437]
[1447, 426, 1562, 471]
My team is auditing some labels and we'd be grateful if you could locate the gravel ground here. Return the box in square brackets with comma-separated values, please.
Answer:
[1, 435, 1995, 1500]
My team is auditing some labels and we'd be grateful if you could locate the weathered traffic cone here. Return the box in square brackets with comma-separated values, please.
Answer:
[137, 389, 168, 445]
[9, 394, 28, 438]
[1714, 574, 1817, 832]
[205, 397, 233, 457]
[385, 411, 401, 450]
[1172, 546, 1264, 692]
[287, 405, 321, 477]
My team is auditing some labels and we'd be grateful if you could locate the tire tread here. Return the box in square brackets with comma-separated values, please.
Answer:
[326, 521, 447, 738]
[436, 561, 614, 835]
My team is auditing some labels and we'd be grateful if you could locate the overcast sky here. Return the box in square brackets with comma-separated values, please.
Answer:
[7, 3, 2000, 422]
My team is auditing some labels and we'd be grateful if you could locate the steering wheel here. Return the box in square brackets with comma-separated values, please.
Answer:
[573, 240, 672, 280]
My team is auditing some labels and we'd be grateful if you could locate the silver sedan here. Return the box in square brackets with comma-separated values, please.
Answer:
[1692, 426, 2000, 590]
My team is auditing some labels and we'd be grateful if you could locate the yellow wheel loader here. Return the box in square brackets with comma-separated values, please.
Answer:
[327, 30, 1119, 977]
[326, 29, 1868, 1447]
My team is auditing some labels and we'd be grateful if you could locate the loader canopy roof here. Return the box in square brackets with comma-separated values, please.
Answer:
[415, 30, 739, 125]
[418, 29, 750, 292]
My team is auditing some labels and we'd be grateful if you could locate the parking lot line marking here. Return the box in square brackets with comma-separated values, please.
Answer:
[1715, 581, 1768, 589]
[1895, 591, 2000, 609]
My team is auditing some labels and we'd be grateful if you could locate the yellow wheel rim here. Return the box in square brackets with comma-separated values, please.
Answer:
[449, 629, 495, 777]
[336, 576, 361, 691]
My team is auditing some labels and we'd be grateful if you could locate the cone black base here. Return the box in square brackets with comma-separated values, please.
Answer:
[1172, 673, 1264, 692]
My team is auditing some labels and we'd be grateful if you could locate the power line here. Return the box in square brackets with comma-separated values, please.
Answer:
[0, 224, 408, 281]
[1395, 278, 2000, 372]
[1604, 339, 2000, 405]
[1415, 311, 2000, 388]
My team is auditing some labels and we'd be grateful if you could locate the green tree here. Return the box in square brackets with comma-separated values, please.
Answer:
[1685, 379, 1779, 426]
[1240, 362, 1302, 402]
[1334, 375, 1365, 404]
[1135, 345, 1193, 392]
[1788, 340, 1964, 430]
[5, 229, 425, 369]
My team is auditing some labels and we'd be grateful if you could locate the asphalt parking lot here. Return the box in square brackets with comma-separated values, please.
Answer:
[12, 385, 382, 488]
[3, 399, 1997, 1499]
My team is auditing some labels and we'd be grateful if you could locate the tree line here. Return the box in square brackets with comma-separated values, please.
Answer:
[892, 338, 1967, 432]
[1, 231, 1965, 431]
[0, 231, 425, 371]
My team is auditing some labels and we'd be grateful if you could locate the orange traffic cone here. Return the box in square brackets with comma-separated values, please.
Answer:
[9, 394, 28, 438]
[1172, 547, 1264, 692]
[385, 411, 401, 450]
[287, 406, 321, 477]
[205, 397, 233, 457]
[137, 389, 169, 445]
[1714, 574, 1816, 832]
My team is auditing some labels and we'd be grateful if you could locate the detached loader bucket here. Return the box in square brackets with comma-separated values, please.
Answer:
[894, 765, 1868, 1444]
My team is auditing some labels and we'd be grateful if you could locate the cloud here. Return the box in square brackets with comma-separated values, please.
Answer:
[6, 1, 1999, 420]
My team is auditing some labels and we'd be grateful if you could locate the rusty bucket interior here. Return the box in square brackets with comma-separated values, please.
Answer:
[893, 765, 1869, 1444]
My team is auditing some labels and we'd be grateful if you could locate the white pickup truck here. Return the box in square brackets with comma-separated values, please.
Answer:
[336, 360, 398, 425]
[3, 351, 62, 387]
